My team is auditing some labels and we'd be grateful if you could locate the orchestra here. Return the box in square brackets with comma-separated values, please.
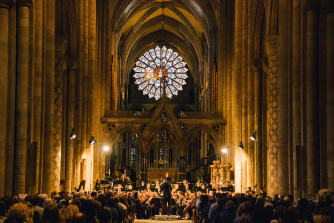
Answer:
[95, 173, 268, 219]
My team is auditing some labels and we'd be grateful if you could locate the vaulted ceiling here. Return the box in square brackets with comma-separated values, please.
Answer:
[110, 0, 218, 85]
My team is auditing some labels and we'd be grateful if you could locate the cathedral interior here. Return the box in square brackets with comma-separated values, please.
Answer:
[0, 0, 333, 201]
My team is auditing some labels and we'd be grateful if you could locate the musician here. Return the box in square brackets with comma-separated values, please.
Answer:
[155, 180, 160, 192]
[160, 177, 172, 215]
[95, 179, 101, 191]
[247, 187, 254, 196]
[178, 180, 186, 194]
[120, 174, 128, 190]
[146, 183, 151, 191]
[139, 181, 146, 191]
[165, 172, 171, 183]
[195, 181, 201, 192]
[260, 188, 267, 197]
[226, 180, 233, 192]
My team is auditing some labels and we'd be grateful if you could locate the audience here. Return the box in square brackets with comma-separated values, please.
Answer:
[0, 187, 333, 223]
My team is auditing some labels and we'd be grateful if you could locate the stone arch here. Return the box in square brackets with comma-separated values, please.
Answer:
[125, 30, 199, 83]
[253, 0, 266, 59]
[143, 123, 183, 153]
[122, 15, 202, 75]
[185, 125, 222, 151]
[107, 125, 142, 147]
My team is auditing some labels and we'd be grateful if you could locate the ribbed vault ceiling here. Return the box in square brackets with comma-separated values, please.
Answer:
[111, 0, 217, 85]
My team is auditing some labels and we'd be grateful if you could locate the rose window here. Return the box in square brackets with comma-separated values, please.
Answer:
[133, 46, 188, 100]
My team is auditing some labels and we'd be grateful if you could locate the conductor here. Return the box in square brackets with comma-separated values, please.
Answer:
[160, 177, 172, 215]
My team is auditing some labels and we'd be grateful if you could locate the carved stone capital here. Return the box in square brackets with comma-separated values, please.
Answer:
[178, 150, 186, 157]
[0, 0, 15, 8]
[16, 0, 32, 7]
[55, 36, 67, 54]
[252, 58, 263, 73]
[265, 35, 278, 57]
[67, 57, 78, 70]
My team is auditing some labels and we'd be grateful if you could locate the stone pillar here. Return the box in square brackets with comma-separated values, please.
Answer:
[252, 59, 263, 190]
[89, 0, 97, 187]
[326, 5, 334, 189]
[82, 0, 88, 159]
[233, 0, 242, 193]
[178, 150, 186, 181]
[293, 0, 302, 199]
[141, 151, 149, 183]
[33, 0, 43, 195]
[75, 0, 83, 189]
[13, 0, 32, 196]
[278, 0, 289, 195]
[305, 2, 320, 194]
[65, 58, 77, 192]
[265, 36, 279, 196]
[42, 0, 55, 196]
[247, 0, 253, 187]
[241, 0, 248, 189]
[0, 0, 14, 197]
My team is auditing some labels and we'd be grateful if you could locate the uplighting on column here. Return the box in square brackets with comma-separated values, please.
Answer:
[70, 128, 76, 139]
[250, 130, 257, 141]
[238, 141, 244, 150]
[89, 136, 96, 144]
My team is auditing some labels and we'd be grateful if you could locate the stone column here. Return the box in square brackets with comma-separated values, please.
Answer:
[252, 59, 263, 190]
[265, 36, 279, 196]
[326, 4, 334, 189]
[305, 1, 320, 194]
[42, 0, 55, 196]
[89, 0, 97, 187]
[241, 0, 248, 189]
[65, 58, 77, 192]
[0, 0, 14, 197]
[178, 150, 186, 181]
[293, 0, 302, 199]
[278, 0, 289, 195]
[233, 0, 242, 193]
[74, 0, 83, 189]
[141, 151, 149, 183]
[13, 0, 32, 196]
[33, 0, 43, 195]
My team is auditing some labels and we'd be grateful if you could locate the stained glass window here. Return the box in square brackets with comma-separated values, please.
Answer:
[133, 46, 188, 100]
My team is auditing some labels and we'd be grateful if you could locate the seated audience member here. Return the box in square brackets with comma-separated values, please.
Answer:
[219, 200, 236, 223]
[7, 203, 32, 223]
[65, 204, 79, 223]
[72, 212, 86, 223]
[42, 205, 61, 223]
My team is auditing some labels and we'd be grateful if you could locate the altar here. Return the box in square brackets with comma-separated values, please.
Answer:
[210, 161, 232, 184]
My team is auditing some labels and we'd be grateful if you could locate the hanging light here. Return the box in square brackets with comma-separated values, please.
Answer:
[221, 148, 228, 153]
[250, 130, 257, 141]
[70, 128, 76, 139]
[238, 141, 244, 150]
[89, 136, 96, 145]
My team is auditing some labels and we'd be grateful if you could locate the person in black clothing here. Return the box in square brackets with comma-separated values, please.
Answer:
[120, 174, 127, 190]
[139, 181, 146, 191]
[178, 180, 186, 194]
[260, 188, 267, 197]
[160, 177, 172, 215]
[165, 172, 171, 183]
[95, 179, 101, 191]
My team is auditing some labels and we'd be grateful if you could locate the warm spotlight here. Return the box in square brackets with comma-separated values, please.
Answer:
[89, 136, 96, 144]
[238, 141, 244, 150]
[221, 148, 228, 153]
[250, 130, 257, 141]
[103, 146, 110, 151]
[70, 128, 76, 139]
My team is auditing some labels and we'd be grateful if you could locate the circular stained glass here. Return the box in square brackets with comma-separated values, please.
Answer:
[133, 46, 188, 100]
